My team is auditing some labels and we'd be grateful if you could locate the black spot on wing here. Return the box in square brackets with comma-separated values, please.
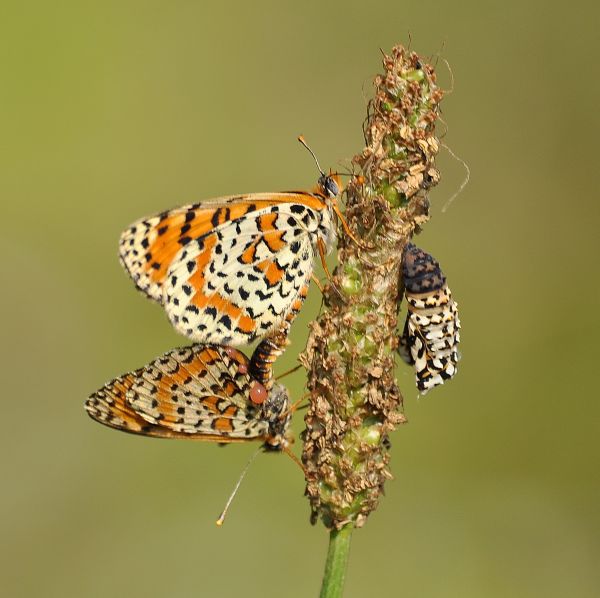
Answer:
[219, 315, 232, 330]
[256, 289, 273, 301]
[211, 208, 222, 227]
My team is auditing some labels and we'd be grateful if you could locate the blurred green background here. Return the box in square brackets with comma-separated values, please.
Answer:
[2, 1, 599, 596]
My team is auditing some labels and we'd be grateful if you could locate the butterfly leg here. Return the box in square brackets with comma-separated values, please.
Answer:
[280, 392, 310, 419]
[281, 444, 306, 472]
[316, 237, 333, 281]
[311, 273, 324, 293]
[332, 202, 369, 250]
[317, 237, 345, 300]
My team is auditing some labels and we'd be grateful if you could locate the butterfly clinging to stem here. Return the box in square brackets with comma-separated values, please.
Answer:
[85, 344, 294, 451]
[119, 138, 358, 387]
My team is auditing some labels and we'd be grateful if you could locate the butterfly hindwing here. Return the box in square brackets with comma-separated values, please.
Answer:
[85, 344, 295, 444]
[123, 345, 268, 437]
[164, 204, 316, 344]
[85, 369, 192, 438]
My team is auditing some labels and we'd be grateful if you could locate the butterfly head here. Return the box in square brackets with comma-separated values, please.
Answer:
[298, 135, 363, 248]
[299, 136, 342, 200]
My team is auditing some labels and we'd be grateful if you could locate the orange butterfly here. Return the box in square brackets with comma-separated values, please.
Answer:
[119, 138, 355, 385]
[85, 344, 292, 450]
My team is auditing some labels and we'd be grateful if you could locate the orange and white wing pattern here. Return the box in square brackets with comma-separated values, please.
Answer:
[84, 367, 172, 436]
[163, 203, 324, 344]
[119, 179, 340, 346]
[398, 243, 461, 394]
[85, 344, 291, 449]
[119, 195, 305, 303]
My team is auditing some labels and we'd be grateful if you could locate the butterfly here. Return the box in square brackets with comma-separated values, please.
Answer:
[398, 243, 461, 393]
[118, 138, 355, 386]
[85, 344, 292, 450]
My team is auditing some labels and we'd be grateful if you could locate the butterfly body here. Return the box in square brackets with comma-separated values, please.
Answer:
[85, 344, 292, 449]
[119, 177, 341, 346]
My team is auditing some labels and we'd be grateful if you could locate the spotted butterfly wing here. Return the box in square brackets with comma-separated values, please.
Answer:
[163, 203, 321, 344]
[120, 195, 304, 303]
[84, 367, 175, 437]
[399, 243, 461, 393]
[85, 344, 291, 449]
[119, 183, 339, 345]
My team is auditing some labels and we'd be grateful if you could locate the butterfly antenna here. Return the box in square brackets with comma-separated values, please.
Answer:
[299, 136, 369, 253]
[215, 447, 261, 527]
[298, 135, 325, 176]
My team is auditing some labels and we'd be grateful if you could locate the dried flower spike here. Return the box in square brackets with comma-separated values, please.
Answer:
[302, 45, 444, 530]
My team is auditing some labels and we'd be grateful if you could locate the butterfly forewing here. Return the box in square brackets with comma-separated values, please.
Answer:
[119, 196, 276, 302]
[120, 193, 324, 299]
[128, 346, 260, 435]
[119, 188, 334, 346]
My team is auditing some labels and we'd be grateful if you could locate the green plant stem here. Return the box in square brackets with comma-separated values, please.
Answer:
[320, 524, 354, 598]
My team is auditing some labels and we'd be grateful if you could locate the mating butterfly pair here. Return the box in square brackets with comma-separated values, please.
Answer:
[88, 141, 347, 449]
[119, 147, 346, 386]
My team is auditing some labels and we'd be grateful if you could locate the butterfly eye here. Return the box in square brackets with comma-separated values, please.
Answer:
[319, 175, 339, 198]
[326, 177, 340, 197]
